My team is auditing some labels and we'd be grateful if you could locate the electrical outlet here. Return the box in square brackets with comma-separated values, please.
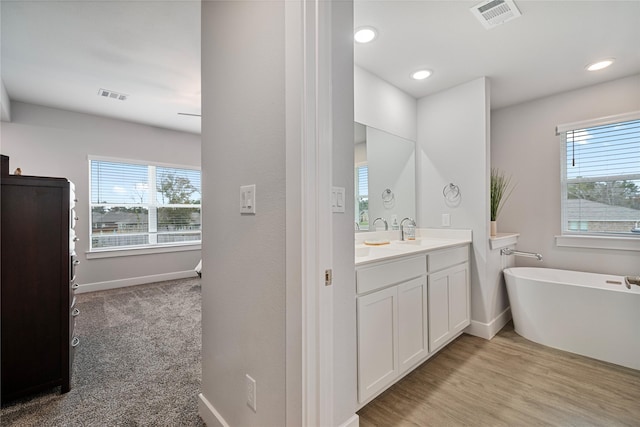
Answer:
[246, 374, 257, 412]
[442, 213, 451, 227]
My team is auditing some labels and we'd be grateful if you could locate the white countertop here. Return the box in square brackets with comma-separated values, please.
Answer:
[355, 228, 472, 266]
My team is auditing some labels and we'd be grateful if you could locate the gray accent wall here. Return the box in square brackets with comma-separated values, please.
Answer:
[492, 74, 640, 276]
[416, 78, 495, 325]
[200, 2, 355, 425]
[201, 2, 287, 425]
[0, 101, 201, 286]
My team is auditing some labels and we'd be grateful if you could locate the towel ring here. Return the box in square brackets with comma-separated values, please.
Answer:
[443, 183, 461, 202]
[382, 188, 395, 208]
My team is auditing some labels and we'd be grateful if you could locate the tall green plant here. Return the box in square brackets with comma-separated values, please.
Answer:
[490, 168, 515, 221]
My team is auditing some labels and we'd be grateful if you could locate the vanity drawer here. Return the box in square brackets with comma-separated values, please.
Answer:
[428, 245, 469, 272]
[357, 255, 426, 294]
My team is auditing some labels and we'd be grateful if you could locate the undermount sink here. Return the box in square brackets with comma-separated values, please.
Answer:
[356, 244, 396, 258]
[356, 246, 371, 257]
[395, 238, 450, 247]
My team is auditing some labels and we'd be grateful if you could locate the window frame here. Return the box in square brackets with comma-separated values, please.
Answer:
[556, 111, 640, 252]
[88, 156, 201, 256]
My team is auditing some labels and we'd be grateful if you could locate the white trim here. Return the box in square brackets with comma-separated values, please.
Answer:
[556, 110, 640, 134]
[317, 1, 335, 425]
[555, 234, 640, 252]
[75, 270, 197, 294]
[285, 0, 304, 424]
[338, 414, 360, 427]
[86, 243, 201, 259]
[300, 1, 335, 425]
[465, 307, 512, 340]
[197, 393, 230, 427]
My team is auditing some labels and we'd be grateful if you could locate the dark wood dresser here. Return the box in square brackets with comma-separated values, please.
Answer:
[1, 155, 79, 404]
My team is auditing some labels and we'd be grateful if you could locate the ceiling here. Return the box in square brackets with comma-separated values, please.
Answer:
[1, 1, 639, 136]
[355, 0, 640, 109]
[1, 1, 201, 134]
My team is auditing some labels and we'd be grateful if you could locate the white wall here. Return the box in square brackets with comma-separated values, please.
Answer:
[417, 78, 499, 325]
[0, 78, 11, 122]
[0, 101, 201, 288]
[492, 74, 640, 276]
[200, 2, 287, 425]
[354, 65, 416, 141]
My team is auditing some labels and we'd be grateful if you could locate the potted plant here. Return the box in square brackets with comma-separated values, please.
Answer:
[490, 168, 514, 236]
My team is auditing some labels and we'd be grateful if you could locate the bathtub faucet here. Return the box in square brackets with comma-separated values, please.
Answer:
[624, 276, 640, 289]
[500, 248, 543, 261]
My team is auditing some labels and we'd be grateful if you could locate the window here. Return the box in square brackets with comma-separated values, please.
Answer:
[559, 112, 640, 237]
[90, 158, 201, 251]
[355, 165, 369, 230]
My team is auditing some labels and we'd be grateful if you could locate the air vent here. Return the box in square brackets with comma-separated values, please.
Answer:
[470, 0, 521, 29]
[98, 88, 128, 101]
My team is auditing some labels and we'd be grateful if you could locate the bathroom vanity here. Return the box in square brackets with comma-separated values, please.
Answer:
[355, 229, 471, 406]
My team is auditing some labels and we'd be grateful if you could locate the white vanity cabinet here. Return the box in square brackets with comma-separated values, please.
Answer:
[428, 246, 470, 352]
[356, 255, 427, 404]
[356, 242, 470, 406]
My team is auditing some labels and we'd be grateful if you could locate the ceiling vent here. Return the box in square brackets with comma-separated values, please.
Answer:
[98, 88, 128, 101]
[470, 0, 521, 30]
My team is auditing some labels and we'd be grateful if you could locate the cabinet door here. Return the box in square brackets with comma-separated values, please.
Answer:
[398, 276, 428, 374]
[428, 263, 470, 352]
[428, 269, 450, 352]
[357, 286, 398, 404]
[449, 263, 470, 334]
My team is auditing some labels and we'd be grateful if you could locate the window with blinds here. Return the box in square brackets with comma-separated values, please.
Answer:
[560, 114, 640, 236]
[90, 158, 201, 250]
[355, 165, 369, 230]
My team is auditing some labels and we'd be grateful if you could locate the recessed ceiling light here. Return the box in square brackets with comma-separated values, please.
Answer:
[354, 27, 377, 44]
[411, 70, 432, 80]
[586, 58, 615, 71]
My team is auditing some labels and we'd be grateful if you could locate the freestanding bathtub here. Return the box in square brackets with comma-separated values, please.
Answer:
[503, 267, 640, 371]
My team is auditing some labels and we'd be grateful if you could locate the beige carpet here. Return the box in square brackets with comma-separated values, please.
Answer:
[0, 277, 204, 426]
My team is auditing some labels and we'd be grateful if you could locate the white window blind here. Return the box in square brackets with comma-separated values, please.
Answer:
[560, 114, 640, 236]
[90, 158, 201, 250]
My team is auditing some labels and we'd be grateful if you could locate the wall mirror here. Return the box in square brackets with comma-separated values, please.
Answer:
[354, 122, 416, 231]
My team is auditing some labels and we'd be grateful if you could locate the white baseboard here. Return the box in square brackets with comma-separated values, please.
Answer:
[338, 414, 360, 427]
[75, 270, 198, 294]
[198, 393, 230, 427]
[465, 307, 512, 340]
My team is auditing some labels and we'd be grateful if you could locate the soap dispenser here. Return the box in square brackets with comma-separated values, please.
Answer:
[391, 215, 399, 230]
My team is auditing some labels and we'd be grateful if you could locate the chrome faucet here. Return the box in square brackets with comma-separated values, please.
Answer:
[354, 221, 360, 231]
[625, 276, 640, 289]
[400, 217, 416, 241]
[372, 217, 388, 231]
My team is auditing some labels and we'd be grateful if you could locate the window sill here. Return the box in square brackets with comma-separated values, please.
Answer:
[555, 234, 640, 252]
[86, 243, 201, 259]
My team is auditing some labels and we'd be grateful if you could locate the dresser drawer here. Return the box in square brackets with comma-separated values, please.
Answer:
[357, 255, 426, 294]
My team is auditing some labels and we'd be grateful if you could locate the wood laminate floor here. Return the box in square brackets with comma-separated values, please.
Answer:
[358, 322, 640, 426]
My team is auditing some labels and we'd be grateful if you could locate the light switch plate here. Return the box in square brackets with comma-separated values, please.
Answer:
[240, 184, 256, 214]
[332, 187, 345, 213]
[442, 213, 451, 227]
